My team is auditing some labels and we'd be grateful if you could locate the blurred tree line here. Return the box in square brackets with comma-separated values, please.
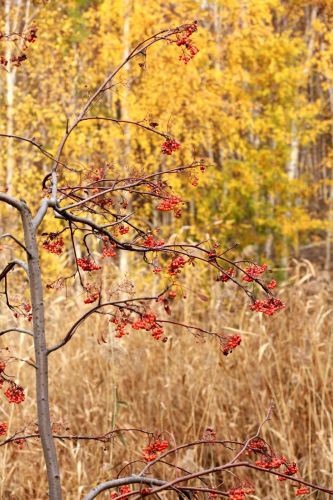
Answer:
[1, 0, 333, 267]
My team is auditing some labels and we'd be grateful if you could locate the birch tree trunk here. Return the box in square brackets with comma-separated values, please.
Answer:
[5, 0, 16, 194]
[20, 202, 62, 500]
[119, 0, 131, 278]
[4, 0, 32, 193]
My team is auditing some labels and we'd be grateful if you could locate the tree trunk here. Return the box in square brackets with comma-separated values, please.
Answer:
[20, 201, 62, 500]
[118, 0, 132, 278]
[5, 0, 16, 194]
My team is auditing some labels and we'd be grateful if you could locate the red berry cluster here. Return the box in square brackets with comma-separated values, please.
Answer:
[202, 427, 216, 440]
[1, 54, 27, 67]
[191, 175, 199, 186]
[250, 297, 285, 315]
[161, 138, 180, 155]
[85, 166, 105, 183]
[140, 488, 152, 496]
[0, 27, 37, 67]
[208, 249, 217, 259]
[156, 294, 173, 315]
[179, 45, 199, 64]
[42, 236, 64, 255]
[94, 194, 113, 209]
[12, 438, 26, 449]
[221, 334, 241, 356]
[176, 21, 199, 64]
[132, 312, 156, 330]
[4, 381, 25, 404]
[267, 279, 277, 289]
[190, 160, 207, 185]
[295, 488, 310, 496]
[77, 258, 101, 271]
[102, 196, 114, 208]
[255, 456, 287, 469]
[253, 450, 306, 493]
[246, 438, 269, 455]
[142, 438, 169, 462]
[24, 27, 38, 43]
[118, 225, 129, 235]
[0, 422, 8, 436]
[110, 316, 129, 338]
[167, 255, 187, 276]
[228, 486, 255, 500]
[46, 277, 65, 291]
[151, 327, 164, 340]
[83, 284, 100, 304]
[111, 224, 129, 237]
[111, 311, 167, 341]
[177, 21, 198, 41]
[277, 462, 298, 481]
[242, 263, 267, 282]
[13, 303, 32, 321]
[157, 195, 182, 216]
[218, 267, 236, 282]
[110, 485, 131, 499]
[255, 456, 299, 480]
[141, 235, 165, 248]
[101, 241, 116, 258]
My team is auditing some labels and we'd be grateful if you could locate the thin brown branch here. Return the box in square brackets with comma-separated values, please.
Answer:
[0, 133, 68, 169]
[144, 462, 333, 498]
[47, 293, 167, 354]
[0, 233, 31, 255]
[0, 427, 153, 447]
[80, 116, 168, 139]
[0, 328, 33, 337]
[0, 262, 16, 283]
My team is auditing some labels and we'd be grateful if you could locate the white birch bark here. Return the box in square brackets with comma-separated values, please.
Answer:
[119, 0, 131, 278]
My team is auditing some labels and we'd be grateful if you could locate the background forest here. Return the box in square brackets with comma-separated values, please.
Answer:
[3, 0, 333, 261]
[1, 0, 333, 498]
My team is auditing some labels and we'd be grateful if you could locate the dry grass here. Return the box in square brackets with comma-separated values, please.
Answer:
[1, 259, 333, 499]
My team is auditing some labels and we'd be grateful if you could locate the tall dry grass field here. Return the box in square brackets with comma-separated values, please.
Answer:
[1, 260, 333, 498]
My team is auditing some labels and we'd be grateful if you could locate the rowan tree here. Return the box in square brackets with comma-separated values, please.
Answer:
[0, 17, 332, 500]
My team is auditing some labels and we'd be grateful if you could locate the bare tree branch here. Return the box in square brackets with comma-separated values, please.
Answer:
[0, 328, 33, 337]
[10, 259, 29, 276]
[0, 262, 16, 283]
[79, 116, 169, 138]
[47, 27, 187, 206]
[0, 133, 68, 169]
[47, 293, 167, 354]
[0, 192, 22, 211]
[0, 233, 31, 255]
[33, 199, 54, 230]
